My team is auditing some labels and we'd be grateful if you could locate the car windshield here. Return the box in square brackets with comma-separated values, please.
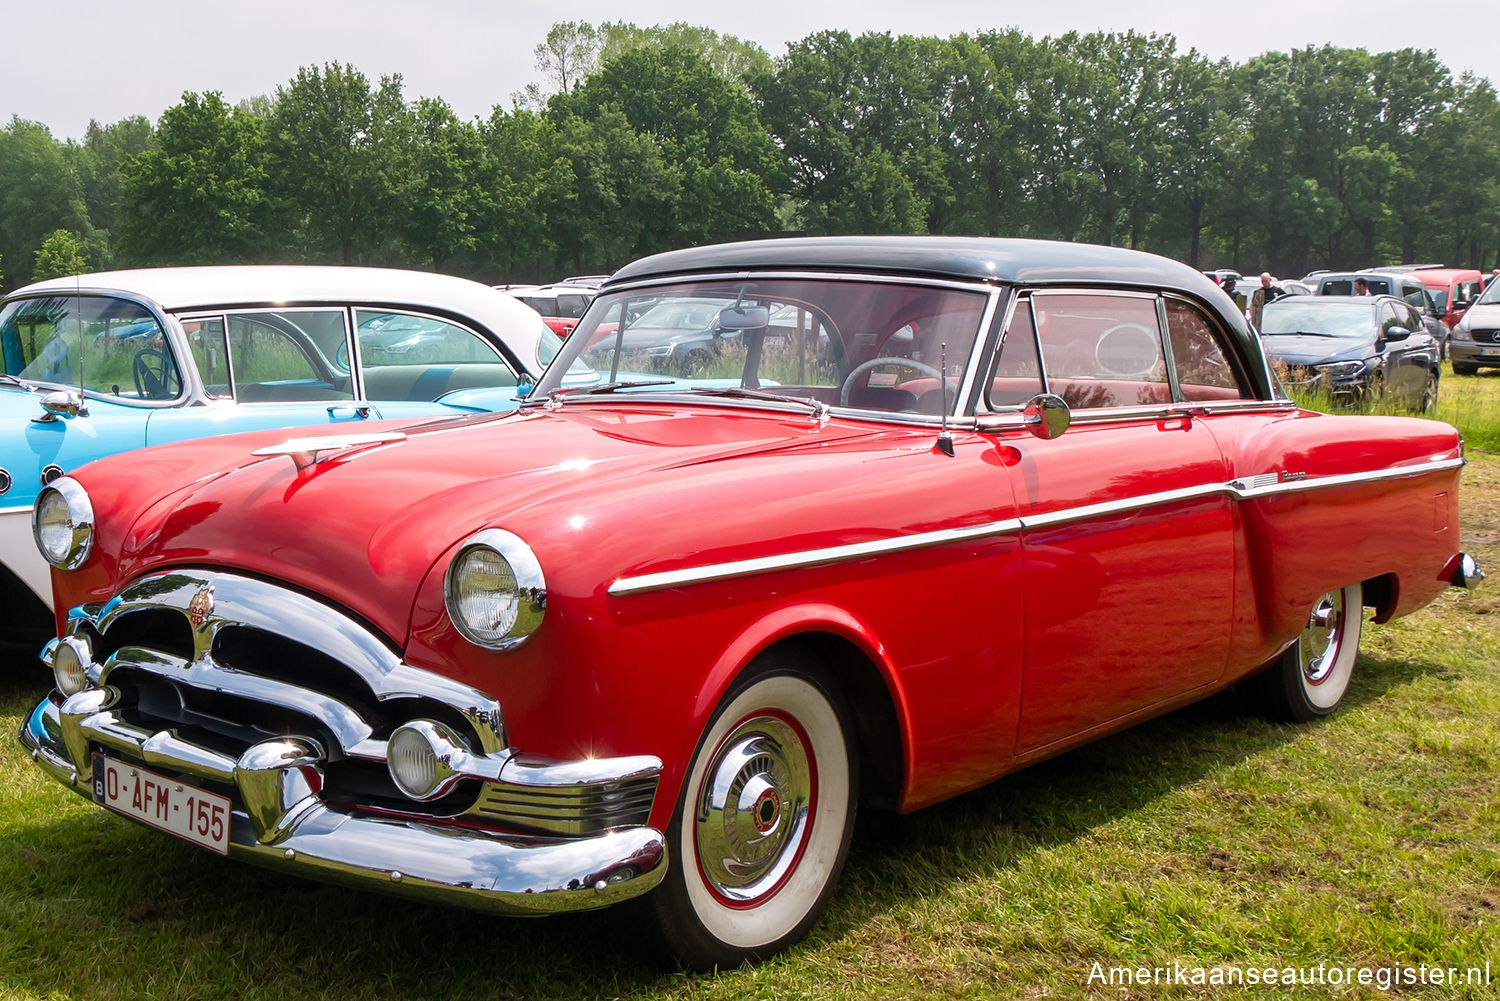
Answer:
[0, 294, 173, 397]
[533, 278, 992, 416]
[1475, 280, 1500, 306]
[1259, 300, 1373, 338]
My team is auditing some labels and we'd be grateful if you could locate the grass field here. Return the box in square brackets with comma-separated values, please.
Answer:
[1, 370, 1496, 1000]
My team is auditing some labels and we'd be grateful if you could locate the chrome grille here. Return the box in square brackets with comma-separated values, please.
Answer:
[472, 775, 659, 836]
[58, 569, 657, 838]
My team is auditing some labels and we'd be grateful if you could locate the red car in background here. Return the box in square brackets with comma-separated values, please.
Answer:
[497, 279, 601, 337]
[1406, 267, 1485, 330]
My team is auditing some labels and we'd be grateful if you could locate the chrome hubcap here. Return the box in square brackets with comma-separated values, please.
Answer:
[1301, 590, 1344, 685]
[694, 715, 812, 903]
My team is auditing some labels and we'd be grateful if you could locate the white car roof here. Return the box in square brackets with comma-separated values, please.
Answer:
[14, 266, 552, 368]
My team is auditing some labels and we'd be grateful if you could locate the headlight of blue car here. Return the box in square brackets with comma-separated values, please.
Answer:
[32, 476, 95, 569]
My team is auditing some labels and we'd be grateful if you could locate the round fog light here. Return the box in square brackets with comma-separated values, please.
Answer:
[387, 721, 465, 801]
[49, 636, 92, 696]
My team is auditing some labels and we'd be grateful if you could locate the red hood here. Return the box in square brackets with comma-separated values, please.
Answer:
[65, 405, 897, 643]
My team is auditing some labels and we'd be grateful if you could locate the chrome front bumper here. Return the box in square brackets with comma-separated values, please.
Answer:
[18, 567, 669, 916]
[21, 693, 666, 914]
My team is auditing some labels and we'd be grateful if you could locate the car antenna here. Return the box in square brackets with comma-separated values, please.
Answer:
[935, 342, 955, 456]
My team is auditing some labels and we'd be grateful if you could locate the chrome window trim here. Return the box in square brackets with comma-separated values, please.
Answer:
[951, 289, 1004, 416]
[609, 455, 1464, 596]
[599, 269, 1003, 297]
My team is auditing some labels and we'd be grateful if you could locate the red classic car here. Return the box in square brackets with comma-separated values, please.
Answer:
[20, 238, 1483, 969]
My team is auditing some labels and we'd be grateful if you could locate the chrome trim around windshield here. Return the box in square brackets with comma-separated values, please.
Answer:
[609, 455, 1465, 596]
[599, 269, 1004, 297]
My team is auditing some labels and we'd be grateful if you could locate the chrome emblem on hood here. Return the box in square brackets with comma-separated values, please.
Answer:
[188, 585, 215, 630]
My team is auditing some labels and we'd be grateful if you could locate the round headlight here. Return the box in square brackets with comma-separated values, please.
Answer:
[387, 720, 464, 800]
[49, 635, 92, 696]
[32, 476, 95, 569]
[444, 529, 546, 650]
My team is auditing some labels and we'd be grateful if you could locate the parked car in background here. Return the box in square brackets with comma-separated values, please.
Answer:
[1, 266, 568, 644]
[1396, 266, 1484, 331]
[1258, 295, 1440, 411]
[1450, 275, 1500, 374]
[20, 237, 1480, 970]
[1311, 270, 1449, 358]
[498, 279, 601, 337]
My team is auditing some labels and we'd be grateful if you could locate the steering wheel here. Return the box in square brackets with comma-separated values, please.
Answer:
[839, 357, 946, 407]
[132, 348, 181, 400]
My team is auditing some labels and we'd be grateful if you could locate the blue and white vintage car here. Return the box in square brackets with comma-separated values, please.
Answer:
[1, 266, 563, 642]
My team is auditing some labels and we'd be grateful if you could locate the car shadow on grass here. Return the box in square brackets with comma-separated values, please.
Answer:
[0, 649, 1456, 997]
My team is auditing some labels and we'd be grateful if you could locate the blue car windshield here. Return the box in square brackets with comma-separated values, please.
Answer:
[1, 294, 175, 397]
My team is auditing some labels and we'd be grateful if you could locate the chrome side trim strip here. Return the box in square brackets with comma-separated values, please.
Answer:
[608, 519, 1025, 596]
[609, 456, 1464, 595]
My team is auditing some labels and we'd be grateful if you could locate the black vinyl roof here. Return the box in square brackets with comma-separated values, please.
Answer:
[610, 236, 1214, 294]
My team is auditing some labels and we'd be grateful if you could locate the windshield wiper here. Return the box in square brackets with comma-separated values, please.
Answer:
[0, 373, 36, 390]
[688, 385, 830, 418]
[572, 379, 678, 395]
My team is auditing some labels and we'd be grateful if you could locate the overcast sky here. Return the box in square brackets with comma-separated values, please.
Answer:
[5, 0, 1496, 141]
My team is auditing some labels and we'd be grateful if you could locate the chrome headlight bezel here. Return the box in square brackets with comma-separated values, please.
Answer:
[443, 528, 546, 651]
[32, 476, 95, 570]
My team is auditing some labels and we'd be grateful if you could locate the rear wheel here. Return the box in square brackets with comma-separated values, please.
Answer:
[651, 659, 857, 970]
[1249, 582, 1364, 722]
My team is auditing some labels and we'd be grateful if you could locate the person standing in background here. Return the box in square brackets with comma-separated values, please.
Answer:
[1249, 272, 1284, 329]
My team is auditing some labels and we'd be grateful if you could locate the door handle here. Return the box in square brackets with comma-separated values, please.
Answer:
[327, 404, 372, 419]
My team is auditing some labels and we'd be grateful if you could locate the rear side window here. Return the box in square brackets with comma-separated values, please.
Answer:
[1164, 299, 1253, 401]
[356, 309, 516, 402]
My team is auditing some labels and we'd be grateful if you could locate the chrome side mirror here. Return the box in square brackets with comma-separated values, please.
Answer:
[35, 390, 88, 423]
[1023, 393, 1070, 440]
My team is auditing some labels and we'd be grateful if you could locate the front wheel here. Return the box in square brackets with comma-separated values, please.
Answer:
[650, 661, 858, 970]
[1452, 362, 1479, 376]
[1249, 581, 1364, 722]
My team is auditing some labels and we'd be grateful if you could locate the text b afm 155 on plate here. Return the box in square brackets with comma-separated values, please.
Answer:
[92, 754, 231, 855]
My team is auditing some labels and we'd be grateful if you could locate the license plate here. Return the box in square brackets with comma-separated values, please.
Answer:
[1481, 347, 1500, 357]
[91, 754, 231, 855]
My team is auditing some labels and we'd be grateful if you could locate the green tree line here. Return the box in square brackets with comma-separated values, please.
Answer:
[2, 23, 1497, 293]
